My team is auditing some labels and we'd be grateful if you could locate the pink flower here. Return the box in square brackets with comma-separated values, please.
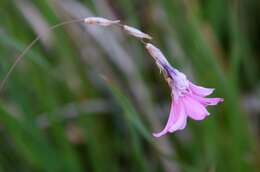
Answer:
[145, 43, 224, 138]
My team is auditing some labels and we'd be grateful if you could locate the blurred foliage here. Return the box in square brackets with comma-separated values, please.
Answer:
[0, 0, 260, 171]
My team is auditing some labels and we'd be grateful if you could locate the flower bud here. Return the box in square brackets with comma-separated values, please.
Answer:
[123, 25, 152, 40]
[84, 17, 120, 26]
[145, 43, 170, 67]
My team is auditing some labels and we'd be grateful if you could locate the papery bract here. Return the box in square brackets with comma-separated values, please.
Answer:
[84, 17, 120, 26]
[123, 25, 152, 40]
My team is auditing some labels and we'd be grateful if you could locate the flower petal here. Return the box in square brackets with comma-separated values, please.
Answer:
[183, 96, 209, 120]
[192, 95, 224, 106]
[189, 82, 214, 97]
[179, 117, 187, 130]
[168, 101, 187, 132]
[153, 100, 185, 137]
[152, 101, 175, 137]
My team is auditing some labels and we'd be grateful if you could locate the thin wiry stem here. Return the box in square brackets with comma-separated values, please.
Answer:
[0, 18, 84, 92]
[0, 17, 150, 93]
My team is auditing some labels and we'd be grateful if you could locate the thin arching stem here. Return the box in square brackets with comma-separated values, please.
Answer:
[0, 18, 84, 92]
[0, 17, 152, 93]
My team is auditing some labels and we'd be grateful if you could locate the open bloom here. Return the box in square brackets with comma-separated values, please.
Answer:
[145, 43, 224, 138]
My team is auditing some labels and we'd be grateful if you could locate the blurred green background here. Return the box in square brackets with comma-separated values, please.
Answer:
[0, 0, 259, 171]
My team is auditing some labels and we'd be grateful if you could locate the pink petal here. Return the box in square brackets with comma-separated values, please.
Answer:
[183, 96, 209, 120]
[189, 82, 214, 97]
[178, 118, 187, 130]
[192, 95, 224, 106]
[168, 101, 187, 132]
[153, 100, 186, 137]
[153, 101, 176, 137]
[178, 113, 187, 130]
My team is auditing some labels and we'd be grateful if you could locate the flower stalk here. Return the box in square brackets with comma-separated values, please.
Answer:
[1, 16, 223, 138]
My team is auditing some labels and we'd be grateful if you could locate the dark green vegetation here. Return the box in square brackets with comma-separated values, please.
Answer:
[0, 0, 259, 171]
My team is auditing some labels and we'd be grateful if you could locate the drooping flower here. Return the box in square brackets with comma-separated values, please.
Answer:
[145, 43, 224, 138]
[84, 17, 120, 26]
